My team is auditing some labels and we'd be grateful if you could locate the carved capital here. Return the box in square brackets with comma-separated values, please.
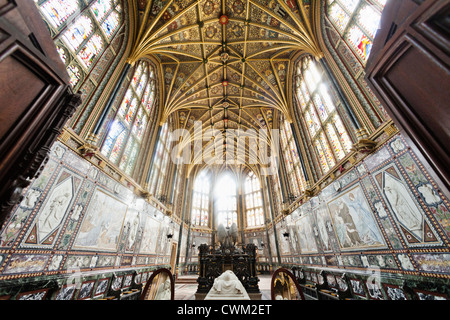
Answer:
[304, 188, 314, 197]
[351, 139, 377, 154]
[140, 190, 152, 201]
[78, 132, 100, 158]
[77, 142, 98, 158]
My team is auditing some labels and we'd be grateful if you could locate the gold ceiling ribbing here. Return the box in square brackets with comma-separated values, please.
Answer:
[125, 0, 323, 128]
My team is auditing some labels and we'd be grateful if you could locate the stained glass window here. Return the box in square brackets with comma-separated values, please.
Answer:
[294, 56, 353, 176]
[101, 60, 158, 176]
[102, 120, 126, 161]
[62, 15, 94, 52]
[347, 25, 373, 61]
[325, 0, 388, 130]
[328, 2, 350, 32]
[102, 11, 120, 38]
[327, 0, 384, 63]
[91, 0, 113, 21]
[280, 118, 307, 198]
[67, 64, 82, 87]
[244, 172, 265, 228]
[40, 0, 79, 28]
[35, 0, 123, 91]
[148, 120, 173, 198]
[192, 171, 211, 227]
[77, 34, 103, 68]
[215, 173, 238, 228]
[339, 0, 359, 12]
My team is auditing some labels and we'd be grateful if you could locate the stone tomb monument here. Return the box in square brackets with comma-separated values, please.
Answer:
[205, 270, 250, 300]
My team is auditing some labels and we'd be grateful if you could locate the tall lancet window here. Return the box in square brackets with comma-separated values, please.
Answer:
[148, 120, 173, 198]
[244, 172, 264, 228]
[280, 117, 307, 198]
[34, 0, 123, 89]
[327, 0, 385, 63]
[191, 170, 211, 227]
[215, 173, 238, 228]
[325, 0, 388, 129]
[101, 60, 157, 176]
[294, 56, 353, 175]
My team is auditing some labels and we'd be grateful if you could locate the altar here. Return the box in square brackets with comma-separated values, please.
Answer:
[195, 223, 261, 300]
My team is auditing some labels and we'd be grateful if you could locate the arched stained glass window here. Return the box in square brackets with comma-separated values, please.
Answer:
[215, 173, 238, 228]
[148, 120, 173, 198]
[191, 171, 211, 227]
[294, 56, 353, 175]
[101, 60, 157, 176]
[244, 172, 264, 228]
[280, 118, 307, 198]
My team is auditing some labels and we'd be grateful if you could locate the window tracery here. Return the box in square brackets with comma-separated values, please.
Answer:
[294, 56, 353, 176]
[101, 60, 157, 176]
[191, 170, 211, 227]
[34, 0, 122, 89]
[280, 118, 307, 197]
[215, 173, 238, 228]
[324, 0, 389, 129]
[244, 172, 265, 228]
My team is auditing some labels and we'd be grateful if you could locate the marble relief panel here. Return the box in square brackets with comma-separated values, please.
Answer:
[57, 181, 95, 251]
[277, 227, 291, 255]
[0, 142, 184, 279]
[397, 151, 450, 240]
[327, 185, 386, 251]
[140, 215, 161, 255]
[360, 176, 403, 249]
[296, 213, 318, 254]
[0, 158, 60, 248]
[123, 211, 141, 253]
[19, 167, 84, 249]
[73, 188, 129, 252]
[313, 203, 335, 253]
[288, 225, 301, 255]
[277, 133, 450, 282]
[372, 164, 441, 246]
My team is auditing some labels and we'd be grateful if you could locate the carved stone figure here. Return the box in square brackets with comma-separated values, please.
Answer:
[384, 177, 423, 236]
[39, 192, 71, 239]
[217, 223, 238, 250]
[72, 204, 83, 221]
[22, 189, 41, 208]
[334, 199, 363, 247]
[155, 278, 171, 300]
[205, 270, 250, 300]
[418, 184, 441, 205]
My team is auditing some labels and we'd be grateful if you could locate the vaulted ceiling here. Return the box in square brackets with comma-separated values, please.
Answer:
[126, 0, 324, 168]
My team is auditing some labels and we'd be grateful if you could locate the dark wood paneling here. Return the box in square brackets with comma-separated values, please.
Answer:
[366, 0, 450, 192]
[0, 0, 82, 226]
[0, 55, 46, 138]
